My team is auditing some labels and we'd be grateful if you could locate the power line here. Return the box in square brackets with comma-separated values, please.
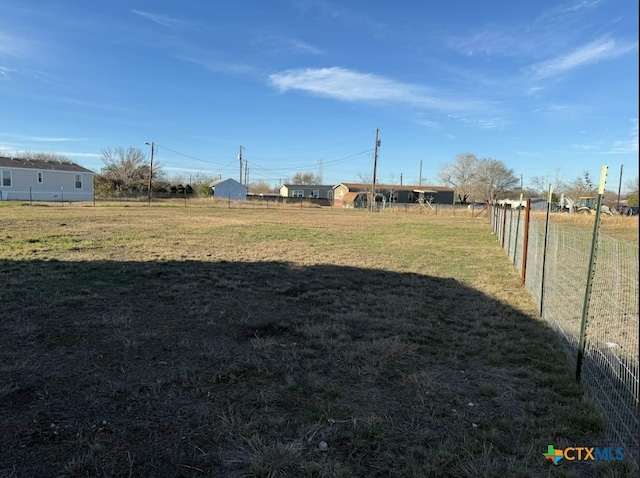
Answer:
[152, 143, 375, 184]
[249, 149, 373, 175]
[155, 143, 236, 168]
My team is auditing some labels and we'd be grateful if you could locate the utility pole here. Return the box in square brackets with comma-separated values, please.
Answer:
[520, 174, 524, 191]
[145, 141, 154, 206]
[419, 160, 423, 186]
[238, 146, 244, 185]
[400, 173, 403, 186]
[370, 128, 381, 212]
[617, 164, 623, 212]
[245, 162, 249, 186]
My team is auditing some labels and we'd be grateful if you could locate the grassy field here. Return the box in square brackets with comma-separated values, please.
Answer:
[0, 202, 636, 477]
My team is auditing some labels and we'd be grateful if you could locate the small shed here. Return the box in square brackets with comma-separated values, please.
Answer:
[210, 178, 246, 201]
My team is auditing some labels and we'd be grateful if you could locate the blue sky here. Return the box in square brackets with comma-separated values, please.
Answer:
[1, 0, 637, 191]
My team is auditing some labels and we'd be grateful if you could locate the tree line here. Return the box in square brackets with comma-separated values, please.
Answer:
[438, 153, 639, 207]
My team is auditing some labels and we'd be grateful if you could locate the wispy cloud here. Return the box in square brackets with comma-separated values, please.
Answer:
[0, 31, 32, 58]
[293, 0, 385, 35]
[131, 9, 186, 28]
[286, 39, 324, 55]
[0, 65, 14, 77]
[178, 56, 253, 75]
[447, 31, 535, 57]
[606, 118, 639, 154]
[256, 36, 324, 55]
[527, 37, 637, 80]
[269, 66, 488, 113]
[534, 102, 593, 119]
[525, 86, 545, 96]
[536, 0, 603, 24]
[55, 151, 102, 159]
[0, 133, 84, 142]
[447, 114, 509, 130]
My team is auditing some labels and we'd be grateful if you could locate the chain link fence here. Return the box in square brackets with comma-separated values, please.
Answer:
[491, 204, 639, 467]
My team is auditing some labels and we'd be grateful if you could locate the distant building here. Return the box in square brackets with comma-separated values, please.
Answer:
[210, 178, 247, 201]
[279, 184, 335, 199]
[211, 178, 247, 201]
[332, 183, 454, 208]
[0, 156, 95, 201]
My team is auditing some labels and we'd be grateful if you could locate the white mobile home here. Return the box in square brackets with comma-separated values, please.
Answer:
[0, 156, 95, 201]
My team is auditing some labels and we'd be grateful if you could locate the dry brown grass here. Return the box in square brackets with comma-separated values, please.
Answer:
[542, 211, 639, 244]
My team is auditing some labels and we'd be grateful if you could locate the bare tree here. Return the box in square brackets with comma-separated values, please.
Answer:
[100, 146, 164, 192]
[438, 153, 480, 203]
[474, 158, 519, 202]
[624, 176, 639, 206]
[564, 171, 597, 199]
[248, 181, 276, 194]
[528, 176, 549, 196]
[291, 172, 320, 185]
[356, 172, 372, 184]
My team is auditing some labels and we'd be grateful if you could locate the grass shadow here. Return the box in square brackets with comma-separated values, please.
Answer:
[0, 259, 634, 477]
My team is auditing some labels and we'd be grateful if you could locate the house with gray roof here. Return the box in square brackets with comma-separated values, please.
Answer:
[0, 156, 95, 202]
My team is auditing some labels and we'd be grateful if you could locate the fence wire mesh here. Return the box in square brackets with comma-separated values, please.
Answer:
[491, 205, 639, 467]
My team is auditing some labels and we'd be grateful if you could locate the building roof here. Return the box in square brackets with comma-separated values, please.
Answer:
[341, 192, 367, 203]
[0, 156, 94, 173]
[210, 178, 246, 187]
[281, 184, 335, 189]
[335, 182, 453, 192]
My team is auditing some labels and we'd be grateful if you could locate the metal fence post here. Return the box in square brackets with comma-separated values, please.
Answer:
[501, 203, 507, 248]
[520, 198, 531, 286]
[539, 184, 553, 317]
[576, 165, 608, 381]
[513, 193, 523, 265]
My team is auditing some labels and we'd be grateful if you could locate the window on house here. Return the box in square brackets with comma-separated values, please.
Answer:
[1, 170, 11, 187]
[311, 190, 320, 198]
[37, 172, 43, 183]
[75, 174, 82, 189]
[292, 190, 304, 197]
